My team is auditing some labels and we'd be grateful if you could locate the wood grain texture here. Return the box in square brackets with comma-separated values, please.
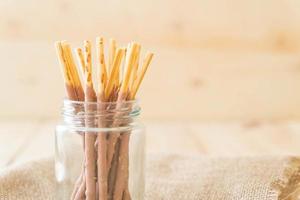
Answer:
[1, 0, 300, 50]
[2, 120, 300, 170]
[0, 120, 39, 168]
[1, 42, 300, 120]
[1, 0, 300, 120]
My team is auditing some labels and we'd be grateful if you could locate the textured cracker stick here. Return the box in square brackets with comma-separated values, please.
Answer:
[70, 47, 89, 200]
[122, 188, 131, 200]
[84, 89, 97, 200]
[105, 47, 129, 199]
[108, 137, 121, 200]
[97, 103, 108, 200]
[110, 98, 132, 200]
[74, 174, 86, 200]
[113, 133, 130, 200]
[109, 39, 117, 76]
[61, 41, 84, 100]
[55, 42, 78, 100]
[129, 45, 141, 91]
[97, 93, 109, 200]
[96, 37, 109, 200]
[107, 43, 139, 200]
[130, 52, 154, 99]
[114, 60, 121, 89]
[114, 52, 153, 199]
[84, 40, 97, 200]
[104, 48, 125, 199]
[120, 43, 139, 93]
[105, 48, 125, 99]
[55, 42, 83, 199]
[96, 37, 108, 91]
[75, 48, 86, 75]
[56, 41, 86, 199]
[107, 43, 139, 168]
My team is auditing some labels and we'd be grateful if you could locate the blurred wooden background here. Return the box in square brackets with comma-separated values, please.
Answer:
[1, 0, 300, 121]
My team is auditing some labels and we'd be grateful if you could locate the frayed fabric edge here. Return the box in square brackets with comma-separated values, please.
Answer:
[270, 157, 300, 200]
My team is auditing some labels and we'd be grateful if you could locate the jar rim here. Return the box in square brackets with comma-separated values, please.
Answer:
[61, 98, 141, 127]
[63, 98, 139, 105]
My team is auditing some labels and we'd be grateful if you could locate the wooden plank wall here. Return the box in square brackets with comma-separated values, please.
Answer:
[1, 0, 300, 120]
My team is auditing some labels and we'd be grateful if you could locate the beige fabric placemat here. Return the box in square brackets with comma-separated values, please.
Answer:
[1, 154, 300, 200]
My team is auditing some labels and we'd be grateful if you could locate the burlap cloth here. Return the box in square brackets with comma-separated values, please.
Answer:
[1, 154, 300, 200]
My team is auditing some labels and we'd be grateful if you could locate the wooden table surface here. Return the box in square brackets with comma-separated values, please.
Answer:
[1, 120, 300, 170]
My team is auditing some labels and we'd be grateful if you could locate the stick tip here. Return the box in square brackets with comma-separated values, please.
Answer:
[148, 52, 154, 58]
[110, 38, 116, 43]
[96, 36, 104, 44]
[61, 40, 68, 45]
[55, 40, 61, 45]
[76, 47, 82, 52]
[54, 41, 63, 51]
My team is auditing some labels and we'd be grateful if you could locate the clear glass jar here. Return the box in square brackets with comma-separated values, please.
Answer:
[55, 99, 145, 200]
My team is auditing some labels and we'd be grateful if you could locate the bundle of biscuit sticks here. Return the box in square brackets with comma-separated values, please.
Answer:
[55, 37, 153, 200]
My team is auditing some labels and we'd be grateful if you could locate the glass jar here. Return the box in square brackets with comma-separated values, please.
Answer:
[55, 99, 145, 200]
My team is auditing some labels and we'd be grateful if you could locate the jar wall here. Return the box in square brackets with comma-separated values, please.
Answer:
[55, 125, 145, 200]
